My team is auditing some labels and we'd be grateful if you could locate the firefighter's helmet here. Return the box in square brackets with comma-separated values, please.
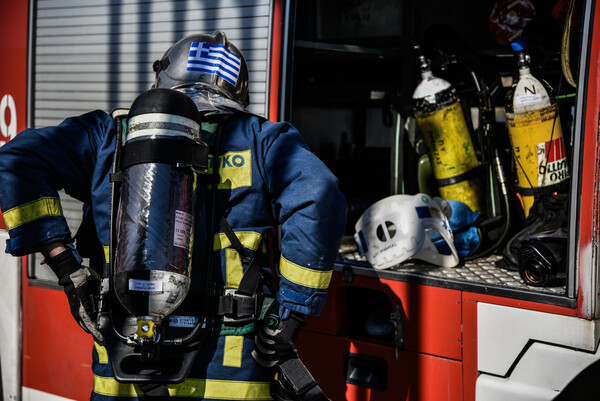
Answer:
[354, 194, 459, 269]
[153, 31, 249, 112]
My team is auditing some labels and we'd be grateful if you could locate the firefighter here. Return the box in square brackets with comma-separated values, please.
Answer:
[0, 31, 346, 400]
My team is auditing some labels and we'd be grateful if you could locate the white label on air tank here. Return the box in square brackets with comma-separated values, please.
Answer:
[128, 279, 163, 292]
[169, 315, 200, 328]
[514, 93, 543, 105]
[174, 210, 194, 249]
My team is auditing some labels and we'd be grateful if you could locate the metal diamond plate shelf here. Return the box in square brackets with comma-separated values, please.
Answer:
[336, 238, 566, 298]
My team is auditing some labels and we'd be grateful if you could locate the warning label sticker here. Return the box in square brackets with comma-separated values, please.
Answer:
[174, 210, 194, 249]
[537, 137, 569, 186]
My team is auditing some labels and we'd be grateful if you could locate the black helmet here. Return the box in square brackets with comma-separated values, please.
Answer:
[153, 31, 249, 112]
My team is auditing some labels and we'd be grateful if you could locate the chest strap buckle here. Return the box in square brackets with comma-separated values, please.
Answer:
[218, 288, 264, 325]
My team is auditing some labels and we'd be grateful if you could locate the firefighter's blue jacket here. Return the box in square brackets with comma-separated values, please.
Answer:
[0, 110, 347, 400]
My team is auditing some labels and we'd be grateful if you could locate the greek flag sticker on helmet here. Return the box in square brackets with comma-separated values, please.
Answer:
[187, 42, 241, 86]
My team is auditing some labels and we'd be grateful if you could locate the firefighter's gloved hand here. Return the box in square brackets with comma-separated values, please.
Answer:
[45, 247, 104, 343]
[253, 304, 306, 368]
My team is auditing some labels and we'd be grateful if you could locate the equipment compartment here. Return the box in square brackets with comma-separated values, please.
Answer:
[288, 0, 581, 305]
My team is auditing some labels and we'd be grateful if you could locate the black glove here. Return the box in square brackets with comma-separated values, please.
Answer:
[253, 303, 306, 368]
[45, 247, 104, 343]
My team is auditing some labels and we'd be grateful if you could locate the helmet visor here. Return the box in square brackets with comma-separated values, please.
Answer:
[174, 85, 247, 114]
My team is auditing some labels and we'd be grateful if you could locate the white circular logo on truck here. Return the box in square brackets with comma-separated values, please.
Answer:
[0, 94, 17, 146]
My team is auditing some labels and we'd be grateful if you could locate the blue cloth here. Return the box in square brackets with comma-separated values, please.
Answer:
[0, 109, 347, 399]
[434, 200, 480, 258]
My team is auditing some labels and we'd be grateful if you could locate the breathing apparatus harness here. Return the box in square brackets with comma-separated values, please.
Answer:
[98, 89, 213, 393]
[217, 202, 330, 401]
[96, 88, 328, 400]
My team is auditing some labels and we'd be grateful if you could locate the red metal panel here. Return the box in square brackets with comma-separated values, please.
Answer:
[304, 275, 580, 400]
[21, 266, 94, 400]
[305, 272, 463, 360]
[461, 296, 478, 401]
[297, 331, 463, 401]
[578, 1, 600, 319]
[0, 1, 28, 230]
[380, 277, 462, 360]
[462, 291, 577, 317]
[268, 0, 284, 122]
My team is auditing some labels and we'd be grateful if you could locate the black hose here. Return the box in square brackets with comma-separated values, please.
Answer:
[464, 150, 511, 261]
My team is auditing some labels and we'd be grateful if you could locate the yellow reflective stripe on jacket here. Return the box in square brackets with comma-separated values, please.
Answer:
[225, 248, 244, 288]
[223, 335, 244, 368]
[93, 375, 272, 399]
[214, 231, 262, 289]
[279, 257, 332, 289]
[213, 231, 262, 252]
[94, 342, 109, 364]
[208, 150, 252, 190]
[3, 197, 63, 230]
[103, 246, 110, 265]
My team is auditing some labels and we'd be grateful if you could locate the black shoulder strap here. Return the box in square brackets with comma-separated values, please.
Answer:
[219, 216, 263, 297]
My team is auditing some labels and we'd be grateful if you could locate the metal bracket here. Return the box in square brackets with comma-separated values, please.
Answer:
[389, 303, 403, 360]
[341, 266, 354, 283]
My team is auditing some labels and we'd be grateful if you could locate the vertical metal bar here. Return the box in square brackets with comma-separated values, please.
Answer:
[391, 114, 403, 195]
[26, 0, 36, 129]
[568, 0, 595, 302]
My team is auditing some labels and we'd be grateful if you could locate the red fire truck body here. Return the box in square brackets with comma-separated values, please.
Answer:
[1, 1, 600, 400]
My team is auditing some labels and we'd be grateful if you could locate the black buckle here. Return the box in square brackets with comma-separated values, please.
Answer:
[219, 289, 261, 325]
[277, 358, 319, 397]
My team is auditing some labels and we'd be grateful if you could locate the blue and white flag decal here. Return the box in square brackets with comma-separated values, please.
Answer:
[187, 42, 241, 86]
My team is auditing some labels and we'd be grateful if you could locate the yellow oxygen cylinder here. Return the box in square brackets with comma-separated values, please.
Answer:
[412, 50, 484, 213]
[505, 52, 569, 217]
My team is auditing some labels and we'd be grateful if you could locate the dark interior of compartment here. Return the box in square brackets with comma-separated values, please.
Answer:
[288, 0, 582, 299]
[342, 286, 394, 342]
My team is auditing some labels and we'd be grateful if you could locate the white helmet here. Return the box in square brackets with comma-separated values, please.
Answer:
[354, 194, 459, 269]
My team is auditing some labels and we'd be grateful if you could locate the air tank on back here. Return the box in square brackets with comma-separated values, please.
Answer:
[113, 89, 206, 331]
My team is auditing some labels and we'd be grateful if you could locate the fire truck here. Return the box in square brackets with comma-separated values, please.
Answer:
[1, 0, 599, 400]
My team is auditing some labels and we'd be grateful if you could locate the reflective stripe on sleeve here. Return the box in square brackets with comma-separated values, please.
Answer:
[93, 375, 272, 399]
[3, 197, 63, 230]
[279, 256, 332, 289]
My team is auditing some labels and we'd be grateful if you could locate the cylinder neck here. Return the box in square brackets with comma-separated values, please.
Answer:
[414, 45, 432, 75]
[517, 52, 532, 77]
[421, 69, 434, 79]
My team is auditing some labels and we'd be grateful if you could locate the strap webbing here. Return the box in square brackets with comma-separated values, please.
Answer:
[219, 217, 262, 297]
[516, 182, 565, 197]
[278, 358, 331, 401]
[120, 138, 209, 171]
[436, 164, 481, 188]
[139, 382, 170, 398]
